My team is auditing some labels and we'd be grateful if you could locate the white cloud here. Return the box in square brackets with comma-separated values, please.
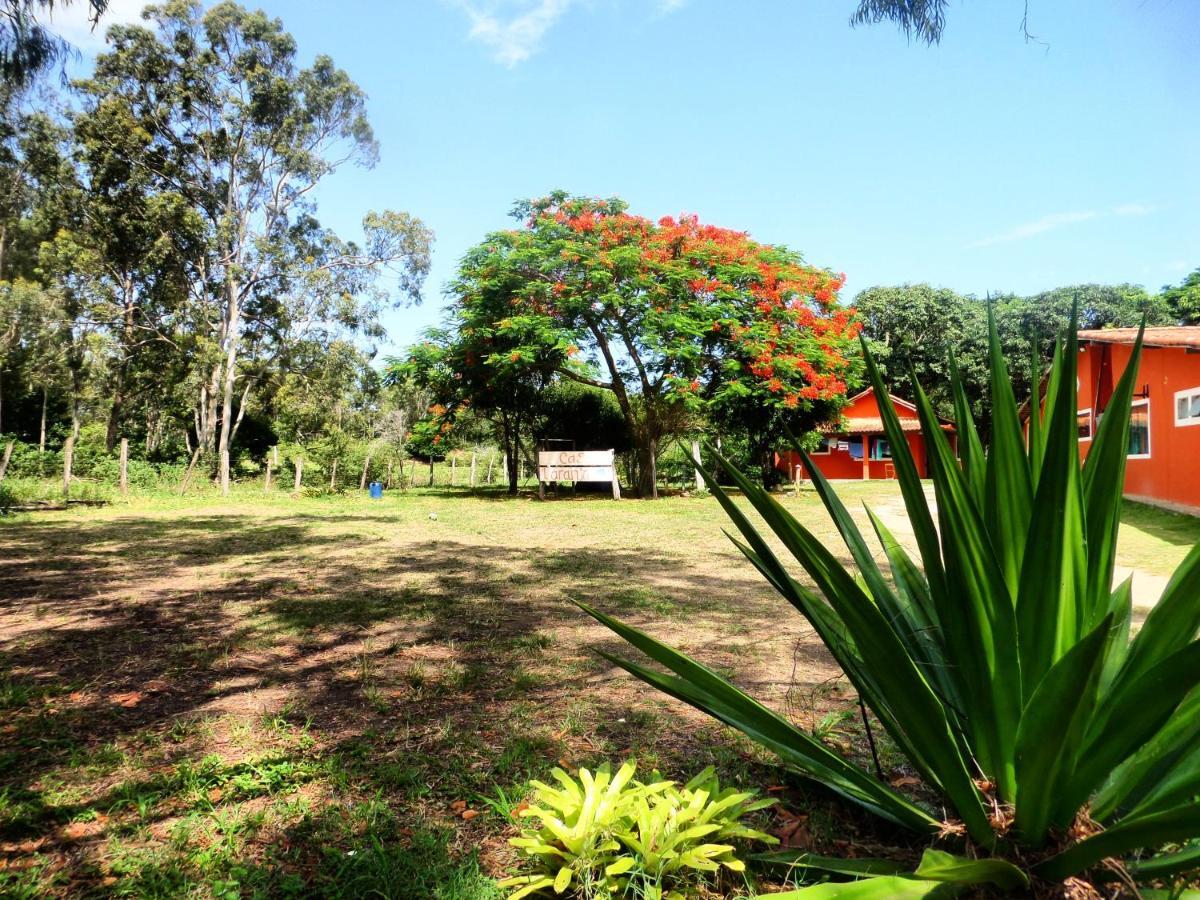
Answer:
[970, 211, 1099, 248]
[456, 0, 573, 67]
[47, 0, 150, 51]
[451, 0, 688, 67]
[1113, 202, 1157, 217]
[970, 203, 1159, 248]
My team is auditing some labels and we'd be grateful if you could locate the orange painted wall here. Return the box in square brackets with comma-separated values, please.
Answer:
[774, 392, 933, 480]
[1078, 342, 1200, 513]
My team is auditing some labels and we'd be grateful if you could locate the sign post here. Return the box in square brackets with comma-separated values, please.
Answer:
[537, 449, 620, 500]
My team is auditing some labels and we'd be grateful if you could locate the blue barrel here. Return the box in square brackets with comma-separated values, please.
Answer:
[368, 481, 383, 499]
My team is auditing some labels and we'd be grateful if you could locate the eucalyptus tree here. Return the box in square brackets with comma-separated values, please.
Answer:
[78, 0, 431, 492]
[42, 91, 202, 451]
[1, 0, 108, 86]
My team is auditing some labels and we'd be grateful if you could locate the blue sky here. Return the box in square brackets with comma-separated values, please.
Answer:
[61, 0, 1200, 355]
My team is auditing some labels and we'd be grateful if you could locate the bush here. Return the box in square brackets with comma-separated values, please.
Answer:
[499, 760, 774, 899]
[583, 313, 1200, 894]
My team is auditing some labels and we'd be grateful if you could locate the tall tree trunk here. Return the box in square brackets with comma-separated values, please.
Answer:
[106, 282, 136, 454]
[106, 391, 124, 455]
[39, 386, 47, 452]
[502, 411, 520, 495]
[216, 278, 240, 495]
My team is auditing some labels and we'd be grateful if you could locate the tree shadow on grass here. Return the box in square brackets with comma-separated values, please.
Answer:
[0, 506, 854, 895]
[1119, 498, 1200, 548]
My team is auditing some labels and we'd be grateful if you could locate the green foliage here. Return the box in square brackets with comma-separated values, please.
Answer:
[0, 1, 108, 87]
[764, 847, 1028, 897]
[1163, 268, 1200, 324]
[499, 760, 775, 899]
[431, 191, 859, 496]
[857, 282, 1174, 422]
[583, 310, 1200, 890]
[533, 381, 631, 454]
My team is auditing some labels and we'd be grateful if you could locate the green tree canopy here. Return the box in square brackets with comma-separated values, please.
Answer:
[438, 191, 860, 496]
[1162, 268, 1200, 324]
[77, 0, 432, 492]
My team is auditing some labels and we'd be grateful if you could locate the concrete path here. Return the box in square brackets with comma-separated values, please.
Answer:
[1113, 565, 1170, 615]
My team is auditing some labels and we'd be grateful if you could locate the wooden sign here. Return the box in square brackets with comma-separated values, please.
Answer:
[537, 449, 620, 499]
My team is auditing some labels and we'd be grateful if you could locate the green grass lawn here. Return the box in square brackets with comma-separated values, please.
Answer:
[0, 480, 1193, 897]
[1117, 498, 1200, 576]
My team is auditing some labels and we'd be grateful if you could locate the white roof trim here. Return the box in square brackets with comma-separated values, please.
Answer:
[846, 389, 920, 413]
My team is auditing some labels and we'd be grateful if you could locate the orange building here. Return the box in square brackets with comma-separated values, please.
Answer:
[776, 389, 955, 481]
[1076, 327, 1200, 515]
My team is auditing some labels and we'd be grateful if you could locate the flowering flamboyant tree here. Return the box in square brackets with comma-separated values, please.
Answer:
[441, 191, 860, 496]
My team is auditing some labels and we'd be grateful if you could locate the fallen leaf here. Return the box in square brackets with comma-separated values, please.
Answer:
[461, 809, 479, 821]
[449, 799, 467, 813]
[775, 817, 812, 849]
[890, 775, 920, 788]
[61, 816, 107, 841]
[109, 691, 143, 708]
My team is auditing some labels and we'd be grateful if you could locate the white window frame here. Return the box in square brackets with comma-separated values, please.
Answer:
[1077, 408, 1093, 442]
[1129, 398, 1151, 460]
[1174, 386, 1200, 427]
[811, 435, 833, 455]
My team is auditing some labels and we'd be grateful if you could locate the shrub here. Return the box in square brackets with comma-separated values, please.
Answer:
[582, 312, 1200, 894]
[498, 760, 774, 899]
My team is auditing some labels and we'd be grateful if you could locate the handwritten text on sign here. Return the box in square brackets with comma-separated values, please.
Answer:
[537, 449, 619, 498]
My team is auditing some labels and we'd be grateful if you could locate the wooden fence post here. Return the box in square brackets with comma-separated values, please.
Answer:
[264, 456, 273, 492]
[691, 440, 703, 492]
[470, 452, 477, 488]
[329, 458, 338, 491]
[450, 454, 457, 486]
[0, 440, 14, 483]
[294, 457, 303, 493]
[119, 438, 129, 496]
[486, 452, 494, 485]
[385, 459, 393, 489]
[62, 435, 74, 500]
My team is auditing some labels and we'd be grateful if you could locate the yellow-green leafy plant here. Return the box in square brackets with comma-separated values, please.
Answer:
[580, 311, 1200, 894]
[498, 761, 776, 899]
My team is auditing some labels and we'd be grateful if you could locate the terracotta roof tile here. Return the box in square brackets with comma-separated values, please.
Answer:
[820, 417, 952, 435]
[1078, 327, 1200, 350]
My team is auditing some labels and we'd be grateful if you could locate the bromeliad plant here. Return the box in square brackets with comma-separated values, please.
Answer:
[499, 761, 776, 899]
[581, 313, 1200, 893]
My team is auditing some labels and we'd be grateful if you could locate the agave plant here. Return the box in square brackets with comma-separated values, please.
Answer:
[580, 313, 1200, 893]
